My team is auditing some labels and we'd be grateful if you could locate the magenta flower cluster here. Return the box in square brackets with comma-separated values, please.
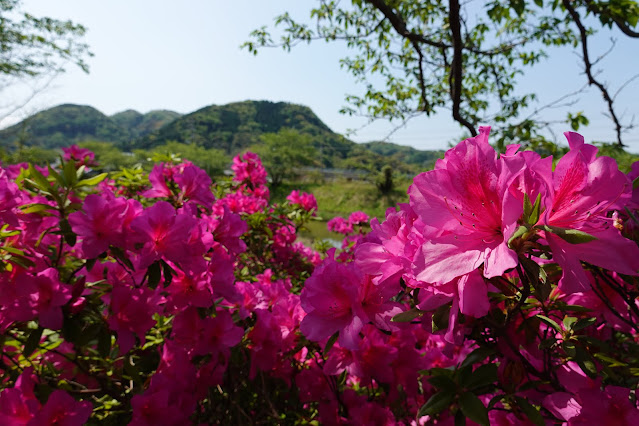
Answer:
[1, 133, 639, 424]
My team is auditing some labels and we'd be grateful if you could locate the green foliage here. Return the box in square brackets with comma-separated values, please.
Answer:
[244, 0, 639, 145]
[250, 129, 317, 186]
[0, 104, 129, 149]
[1, 101, 436, 175]
[375, 165, 394, 195]
[146, 141, 230, 176]
[362, 141, 445, 170]
[595, 142, 639, 173]
[110, 109, 181, 139]
[0, 145, 57, 165]
[78, 141, 138, 171]
[0, 0, 91, 78]
[269, 178, 410, 220]
[0, 105, 181, 150]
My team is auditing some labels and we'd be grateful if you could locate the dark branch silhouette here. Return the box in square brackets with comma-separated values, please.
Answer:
[563, 0, 625, 146]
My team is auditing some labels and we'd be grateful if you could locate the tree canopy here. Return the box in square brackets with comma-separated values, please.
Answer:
[249, 128, 318, 186]
[244, 0, 639, 147]
[0, 0, 91, 78]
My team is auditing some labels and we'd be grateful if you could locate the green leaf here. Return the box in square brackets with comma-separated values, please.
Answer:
[561, 304, 592, 313]
[528, 193, 542, 225]
[536, 314, 562, 333]
[20, 203, 56, 214]
[85, 257, 97, 272]
[418, 390, 455, 418]
[77, 172, 108, 187]
[428, 375, 457, 392]
[459, 347, 495, 369]
[391, 308, 424, 322]
[24, 327, 44, 358]
[522, 193, 542, 225]
[59, 218, 76, 247]
[520, 256, 541, 285]
[507, 225, 529, 248]
[562, 340, 577, 358]
[123, 356, 142, 383]
[543, 225, 597, 244]
[110, 246, 134, 271]
[62, 160, 78, 187]
[464, 363, 498, 390]
[563, 316, 577, 330]
[48, 164, 65, 187]
[147, 261, 161, 289]
[324, 331, 339, 353]
[97, 329, 111, 358]
[523, 194, 533, 222]
[573, 317, 597, 331]
[593, 353, 628, 368]
[27, 164, 52, 192]
[161, 260, 174, 288]
[514, 397, 544, 426]
[455, 409, 466, 426]
[61, 316, 82, 344]
[459, 392, 489, 426]
[432, 303, 451, 333]
[575, 346, 598, 378]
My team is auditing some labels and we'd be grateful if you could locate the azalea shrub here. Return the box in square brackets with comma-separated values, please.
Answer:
[1, 129, 639, 425]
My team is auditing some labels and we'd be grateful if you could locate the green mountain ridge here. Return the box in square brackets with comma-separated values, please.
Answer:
[0, 101, 441, 172]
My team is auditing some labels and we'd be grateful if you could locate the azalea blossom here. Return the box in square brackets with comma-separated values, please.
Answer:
[409, 126, 522, 284]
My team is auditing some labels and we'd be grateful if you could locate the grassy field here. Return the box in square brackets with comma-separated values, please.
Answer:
[269, 177, 412, 221]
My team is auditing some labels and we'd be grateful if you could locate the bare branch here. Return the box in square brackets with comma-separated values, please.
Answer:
[449, 0, 477, 136]
[563, 0, 624, 146]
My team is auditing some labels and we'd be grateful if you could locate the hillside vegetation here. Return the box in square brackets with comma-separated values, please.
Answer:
[0, 100, 441, 174]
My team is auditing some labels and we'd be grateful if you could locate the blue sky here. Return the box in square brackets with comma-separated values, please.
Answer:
[3, 0, 638, 151]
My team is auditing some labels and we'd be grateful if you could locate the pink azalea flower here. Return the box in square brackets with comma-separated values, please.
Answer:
[409, 126, 521, 284]
[324, 325, 398, 386]
[348, 211, 369, 226]
[130, 201, 209, 268]
[29, 268, 71, 330]
[541, 132, 639, 293]
[130, 387, 188, 426]
[204, 205, 247, 255]
[231, 151, 267, 185]
[69, 193, 136, 258]
[356, 204, 421, 287]
[171, 307, 244, 360]
[327, 216, 353, 235]
[0, 167, 22, 227]
[106, 285, 164, 353]
[300, 254, 402, 350]
[165, 267, 213, 312]
[62, 145, 97, 167]
[28, 390, 92, 426]
[286, 190, 318, 212]
[207, 244, 239, 303]
[545, 385, 639, 425]
[0, 368, 40, 425]
[173, 163, 215, 208]
[142, 163, 172, 199]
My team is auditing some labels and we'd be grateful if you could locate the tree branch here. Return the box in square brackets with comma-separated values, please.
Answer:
[448, 0, 477, 136]
[563, 0, 624, 146]
[365, 0, 449, 49]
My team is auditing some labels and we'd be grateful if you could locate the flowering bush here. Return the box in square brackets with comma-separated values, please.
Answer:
[1, 132, 639, 425]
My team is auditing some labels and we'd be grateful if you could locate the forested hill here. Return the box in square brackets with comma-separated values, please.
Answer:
[0, 104, 181, 149]
[0, 101, 442, 171]
[111, 109, 182, 139]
